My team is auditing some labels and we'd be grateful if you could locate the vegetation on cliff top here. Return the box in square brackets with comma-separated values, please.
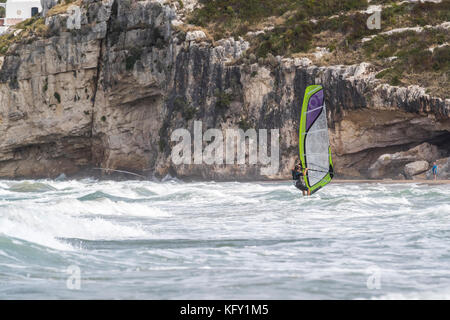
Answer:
[188, 0, 449, 98]
[47, 0, 80, 17]
[364, 28, 449, 92]
[189, 0, 370, 50]
[0, 15, 49, 55]
[0, 0, 80, 55]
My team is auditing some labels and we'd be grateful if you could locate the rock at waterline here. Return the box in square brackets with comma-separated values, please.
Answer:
[404, 161, 429, 178]
[368, 143, 441, 179]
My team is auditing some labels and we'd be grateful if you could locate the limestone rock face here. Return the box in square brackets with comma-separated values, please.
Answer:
[40, 0, 59, 16]
[404, 160, 429, 178]
[185, 30, 206, 42]
[0, 0, 449, 180]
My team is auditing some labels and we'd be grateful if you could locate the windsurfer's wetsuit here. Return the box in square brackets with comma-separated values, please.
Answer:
[292, 168, 308, 191]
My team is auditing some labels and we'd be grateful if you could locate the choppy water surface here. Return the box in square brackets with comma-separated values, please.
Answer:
[0, 179, 449, 299]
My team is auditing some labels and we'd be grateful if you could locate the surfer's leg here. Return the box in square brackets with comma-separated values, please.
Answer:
[307, 190, 311, 196]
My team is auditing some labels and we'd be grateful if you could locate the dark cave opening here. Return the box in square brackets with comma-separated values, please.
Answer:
[427, 131, 450, 158]
[341, 130, 450, 179]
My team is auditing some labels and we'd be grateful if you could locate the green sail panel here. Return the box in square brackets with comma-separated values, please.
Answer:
[299, 85, 334, 194]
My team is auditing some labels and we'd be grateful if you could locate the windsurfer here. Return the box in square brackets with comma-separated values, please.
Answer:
[292, 162, 311, 196]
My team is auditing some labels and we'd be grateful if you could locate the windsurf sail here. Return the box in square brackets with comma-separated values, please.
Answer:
[299, 85, 334, 194]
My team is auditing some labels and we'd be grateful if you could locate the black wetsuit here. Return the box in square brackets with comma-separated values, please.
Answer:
[292, 169, 308, 191]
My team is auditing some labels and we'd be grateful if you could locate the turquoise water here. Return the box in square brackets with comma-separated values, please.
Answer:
[0, 179, 449, 299]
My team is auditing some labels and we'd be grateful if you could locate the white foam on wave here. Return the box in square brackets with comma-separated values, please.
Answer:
[186, 188, 261, 205]
[137, 181, 265, 205]
[0, 180, 177, 251]
[355, 195, 411, 206]
[1, 179, 449, 252]
[52, 180, 145, 200]
[0, 216, 75, 251]
[417, 203, 450, 216]
[0, 181, 9, 189]
[0, 202, 151, 251]
[52, 198, 171, 218]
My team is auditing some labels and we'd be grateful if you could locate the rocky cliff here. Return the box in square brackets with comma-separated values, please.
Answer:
[0, 0, 449, 180]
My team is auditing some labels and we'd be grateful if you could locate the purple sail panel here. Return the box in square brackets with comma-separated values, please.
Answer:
[306, 89, 324, 131]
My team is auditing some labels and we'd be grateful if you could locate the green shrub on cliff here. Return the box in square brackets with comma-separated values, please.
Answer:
[432, 46, 450, 72]
[238, 118, 253, 131]
[54, 92, 61, 104]
[182, 106, 198, 121]
[125, 47, 143, 71]
[0, 33, 14, 55]
[43, 78, 48, 93]
[172, 96, 198, 121]
[214, 89, 232, 110]
[173, 96, 189, 110]
[253, 21, 313, 58]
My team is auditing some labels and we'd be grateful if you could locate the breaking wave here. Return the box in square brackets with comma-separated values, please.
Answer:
[0, 179, 449, 299]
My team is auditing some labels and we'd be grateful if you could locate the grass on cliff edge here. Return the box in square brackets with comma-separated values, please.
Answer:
[365, 29, 449, 98]
[187, 0, 450, 98]
[189, 0, 370, 54]
[189, 0, 449, 56]
[0, 0, 80, 55]
[47, 0, 81, 16]
[0, 16, 49, 55]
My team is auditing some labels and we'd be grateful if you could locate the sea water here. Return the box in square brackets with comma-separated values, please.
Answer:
[0, 179, 449, 299]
